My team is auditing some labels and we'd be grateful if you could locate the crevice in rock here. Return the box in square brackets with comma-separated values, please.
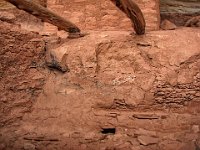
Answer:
[101, 128, 116, 135]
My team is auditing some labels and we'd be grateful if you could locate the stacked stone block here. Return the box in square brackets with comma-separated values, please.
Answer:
[46, 0, 160, 34]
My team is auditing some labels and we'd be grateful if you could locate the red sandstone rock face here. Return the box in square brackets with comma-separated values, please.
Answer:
[1, 29, 197, 150]
[0, 18, 200, 150]
[46, 29, 200, 109]
[0, 21, 46, 128]
[45, 0, 160, 34]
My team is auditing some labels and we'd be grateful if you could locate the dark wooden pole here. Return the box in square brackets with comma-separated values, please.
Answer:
[4, 0, 81, 34]
[110, 0, 146, 35]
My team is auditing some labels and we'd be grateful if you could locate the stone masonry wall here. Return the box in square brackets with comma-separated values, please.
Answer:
[46, 0, 160, 34]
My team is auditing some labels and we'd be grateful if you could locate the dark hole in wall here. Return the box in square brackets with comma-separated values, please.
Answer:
[160, 0, 200, 26]
[101, 128, 116, 134]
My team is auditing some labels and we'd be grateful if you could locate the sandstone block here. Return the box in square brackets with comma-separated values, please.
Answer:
[161, 19, 177, 30]
[137, 135, 159, 146]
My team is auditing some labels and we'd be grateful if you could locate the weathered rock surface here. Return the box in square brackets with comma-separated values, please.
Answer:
[0, 11, 15, 23]
[185, 16, 200, 27]
[46, 0, 160, 34]
[46, 29, 200, 108]
[160, 0, 200, 26]
[1, 23, 200, 149]
[46, 46, 69, 72]
[0, 21, 46, 128]
[137, 135, 159, 146]
[161, 19, 177, 30]
[23, 143, 36, 150]
[5, 28, 197, 149]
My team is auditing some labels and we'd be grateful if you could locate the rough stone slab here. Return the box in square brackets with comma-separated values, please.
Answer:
[137, 135, 159, 146]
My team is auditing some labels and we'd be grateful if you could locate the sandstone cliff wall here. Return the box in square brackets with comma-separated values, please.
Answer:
[45, 0, 160, 34]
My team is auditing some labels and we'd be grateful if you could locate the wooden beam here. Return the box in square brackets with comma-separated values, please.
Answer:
[110, 0, 146, 35]
[4, 0, 81, 34]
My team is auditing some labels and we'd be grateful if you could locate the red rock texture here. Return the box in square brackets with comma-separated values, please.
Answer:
[0, 21, 46, 128]
[0, 11, 200, 150]
[45, 0, 160, 34]
[1, 27, 199, 150]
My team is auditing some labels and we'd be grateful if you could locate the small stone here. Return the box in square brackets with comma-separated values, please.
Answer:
[80, 144, 87, 149]
[84, 132, 96, 140]
[0, 143, 6, 150]
[195, 92, 200, 97]
[23, 143, 35, 150]
[128, 138, 140, 146]
[137, 135, 159, 146]
[116, 142, 131, 149]
[178, 142, 195, 150]
[70, 132, 81, 138]
[161, 19, 177, 30]
[185, 16, 200, 27]
[0, 11, 16, 22]
[192, 125, 199, 133]
[135, 128, 157, 136]
[46, 47, 69, 73]
[112, 133, 124, 142]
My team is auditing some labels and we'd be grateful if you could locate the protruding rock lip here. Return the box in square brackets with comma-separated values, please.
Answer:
[68, 32, 89, 39]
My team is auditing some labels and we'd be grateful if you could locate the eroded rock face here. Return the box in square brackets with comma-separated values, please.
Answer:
[46, 29, 200, 108]
[0, 21, 46, 128]
[32, 29, 200, 149]
[1, 28, 200, 149]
